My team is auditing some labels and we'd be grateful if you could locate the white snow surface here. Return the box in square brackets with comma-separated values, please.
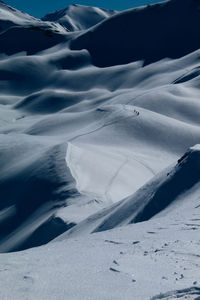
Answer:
[42, 4, 117, 31]
[0, 0, 200, 299]
[0, 0, 66, 33]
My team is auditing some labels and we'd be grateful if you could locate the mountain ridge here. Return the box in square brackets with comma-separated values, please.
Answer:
[42, 4, 117, 31]
[71, 0, 200, 67]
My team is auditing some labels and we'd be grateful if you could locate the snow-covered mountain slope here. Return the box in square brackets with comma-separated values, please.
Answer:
[0, 0, 37, 30]
[71, 0, 200, 67]
[58, 145, 200, 238]
[0, 200, 200, 300]
[0, 46, 199, 249]
[0, 1, 68, 55]
[42, 4, 117, 31]
[0, 0, 66, 33]
[0, 0, 200, 297]
[0, 0, 200, 251]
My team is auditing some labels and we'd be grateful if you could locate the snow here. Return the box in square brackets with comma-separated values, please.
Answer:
[42, 4, 117, 31]
[0, 1, 66, 34]
[0, 211, 200, 300]
[0, 0, 200, 298]
[59, 145, 200, 238]
[71, 0, 200, 67]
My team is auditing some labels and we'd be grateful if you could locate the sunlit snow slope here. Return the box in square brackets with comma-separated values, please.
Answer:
[59, 145, 200, 238]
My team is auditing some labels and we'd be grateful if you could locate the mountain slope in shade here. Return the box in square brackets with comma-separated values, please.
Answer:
[71, 0, 200, 67]
[0, 136, 78, 252]
[0, 0, 69, 55]
[42, 4, 117, 31]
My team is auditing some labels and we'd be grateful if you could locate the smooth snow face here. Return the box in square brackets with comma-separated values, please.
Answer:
[42, 4, 117, 31]
[66, 142, 155, 204]
[60, 146, 200, 238]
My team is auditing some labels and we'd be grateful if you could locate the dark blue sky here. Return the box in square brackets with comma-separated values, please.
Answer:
[5, 0, 164, 17]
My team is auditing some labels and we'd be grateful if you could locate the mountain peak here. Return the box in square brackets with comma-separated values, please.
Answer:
[42, 4, 116, 31]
